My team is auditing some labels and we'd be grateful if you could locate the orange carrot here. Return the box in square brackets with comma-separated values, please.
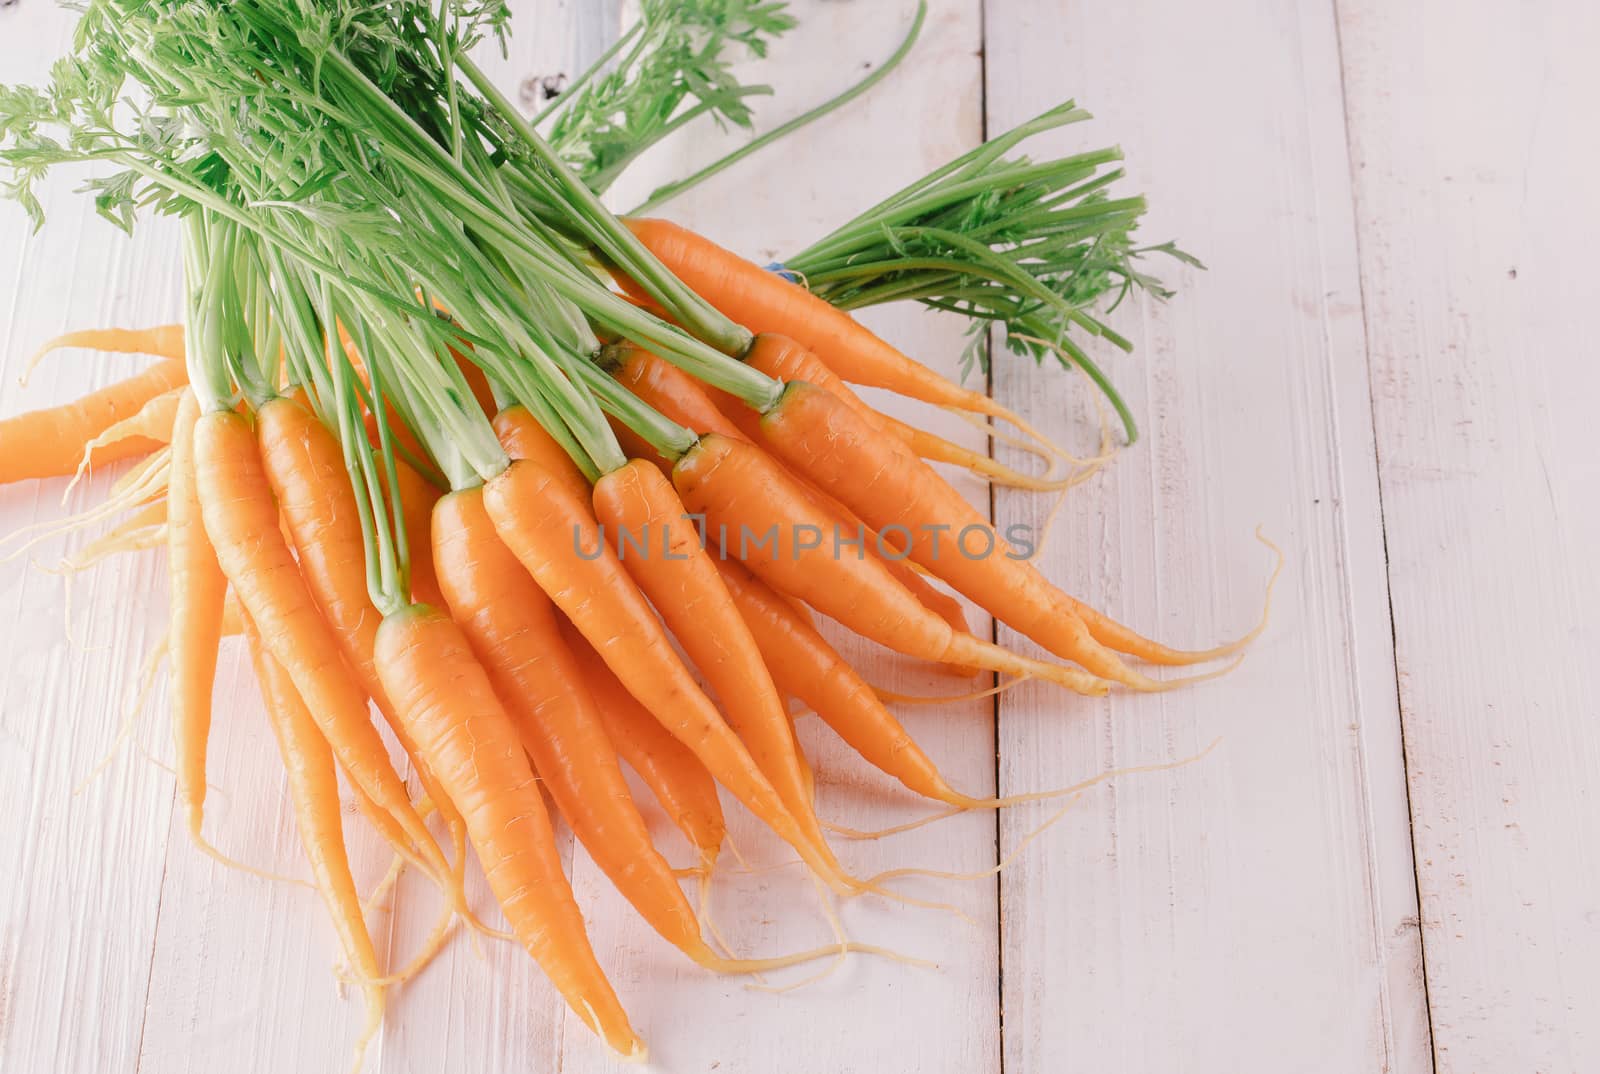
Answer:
[614, 346, 972, 641]
[374, 604, 642, 1057]
[432, 486, 708, 959]
[693, 377, 766, 443]
[611, 346, 749, 443]
[73, 386, 184, 472]
[591, 459, 836, 867]
[671, 433, 1108, 695]
[741, 333, 889, 432]
[242, 613, 384, 1061]
[756, 382, 1203, 684]
[0, 359, 187, 484]
[622, 218, 1027, 426]
[168, 389, 227, 840]
[714, 557, 974, 806]
[739, 333, 1068, 491]
[25, 325, 186, 376]
[192, 408, 452, 886]
[482, 459, 851, 891]
[561, 620, 726, 866]
[491, 405, 593, 506]
[254, 398, 467, 864]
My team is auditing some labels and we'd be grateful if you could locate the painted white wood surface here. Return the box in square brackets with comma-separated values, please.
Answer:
[985, 0, 1431, 1070]
[0, 0, 1594, 1071]
[1337, 2, 1600, 1071]
[0, 8, 186, 1072]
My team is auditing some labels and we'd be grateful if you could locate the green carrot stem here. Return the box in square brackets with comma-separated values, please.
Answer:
[456, 52, 755, 357]
[629, 0, 929, 216]
[577, 354, 697, 462]
[585, 85, 773, 195]
[181, 217, 232, 414]
[325, 310, 405, 617]
[356, 317, 412, 608]
[532, 19, 644, 127]
[790, 102, 1093, 264]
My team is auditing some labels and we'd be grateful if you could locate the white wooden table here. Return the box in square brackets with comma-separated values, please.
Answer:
[2, 1, 1595, 1071]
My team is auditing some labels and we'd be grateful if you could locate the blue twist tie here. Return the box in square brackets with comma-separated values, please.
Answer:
[764, 261, 800, 284]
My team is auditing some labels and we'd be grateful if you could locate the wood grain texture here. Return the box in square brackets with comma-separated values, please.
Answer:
[984, 0, 1432, 1071]
[1337, 2, 1600, 1070]
[0, 8, 184, 1074]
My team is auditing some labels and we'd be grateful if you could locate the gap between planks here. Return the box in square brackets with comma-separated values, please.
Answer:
[1327, 3, 1440, 1071]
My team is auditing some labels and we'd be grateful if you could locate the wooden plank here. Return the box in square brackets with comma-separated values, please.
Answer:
[0, 7, 186, 1074]
[984, 1, 1433, 1070]
[1336, 2, 1600, 1070]
[567, 2, 1002, 1071]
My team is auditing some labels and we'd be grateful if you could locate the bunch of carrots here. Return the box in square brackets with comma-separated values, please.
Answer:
[0, 0, 1272, 1064]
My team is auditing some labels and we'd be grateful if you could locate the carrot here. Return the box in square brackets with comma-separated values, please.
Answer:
[192, 408, 453, 887]
[372, 603, 642, 1059]
[1061, 601, 1260, 666]
[613, 346, 973, 642]
[611, 346, 749, 444]
[431, 486, 709, 960]
[739, 334, 1069, 491]
[253, 397, 469, 891]
[881, 414, 1071, 490]
[242, 613, 384, 1065]
[24, 324, 186, 379]
[560, 620, 726, 867]
[71, 386, 184, 477]
[0, 359, 187, 484]
[713, 557, 976, 806]
[756, 382, 1238, 683]
[482, 459, 853, 892]
[591, 459, 840, 872]
[531, 534, 940, 941]
[168, 390, 228, 841]
[491, 405, 593, 506]
[671, 433, 1109, 695]
[690, 377, 765, 443]
[622, 218, 1050, 438]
